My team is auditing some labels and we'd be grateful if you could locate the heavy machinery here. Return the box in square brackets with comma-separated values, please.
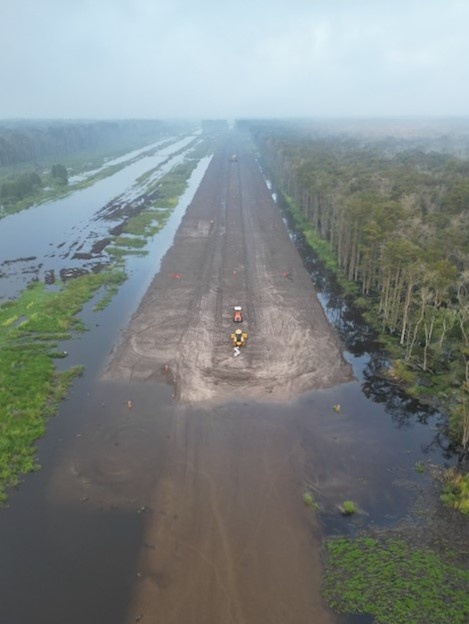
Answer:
[231, 328, 247, 347]
[233, 305, 243, 322]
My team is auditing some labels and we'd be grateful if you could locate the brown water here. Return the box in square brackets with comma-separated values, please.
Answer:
[0, 366, 439, 623]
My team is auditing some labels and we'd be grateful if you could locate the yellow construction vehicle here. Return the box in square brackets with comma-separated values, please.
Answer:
[231, 328, 247, 347]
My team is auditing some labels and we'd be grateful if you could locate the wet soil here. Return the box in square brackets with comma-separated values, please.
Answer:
[125, 401, 337, 624]
[99, 134, 353, 623]
[103, 135, 352, 403]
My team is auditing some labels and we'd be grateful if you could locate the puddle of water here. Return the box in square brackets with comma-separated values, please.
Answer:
[0, 377, 173, 624]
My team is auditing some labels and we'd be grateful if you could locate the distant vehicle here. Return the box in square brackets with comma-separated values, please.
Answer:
[230, 154, 238, 162]
[233, 306, 243, 322]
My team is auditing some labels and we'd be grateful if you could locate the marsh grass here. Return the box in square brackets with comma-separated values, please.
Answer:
[0, 270, 124, 502]
[414, 461, 426, 473]
[123, 207, 171, 237]
[441, 469, 469, 515]
[149, 161, 199, 207]
[324, 536, 469, 624]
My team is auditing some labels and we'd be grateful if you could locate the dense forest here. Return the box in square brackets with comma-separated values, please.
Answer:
[248, 120, 469, 454]
[0, 119, 173, 168]
[0, 119, 192, 215]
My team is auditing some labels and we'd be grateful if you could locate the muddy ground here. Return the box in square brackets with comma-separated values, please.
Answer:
[100, 134, 353, 623]
[103, 134, 352, 403]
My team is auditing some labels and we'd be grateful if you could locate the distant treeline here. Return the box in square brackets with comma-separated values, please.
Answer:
[0, 119, 170, 167]
[249, 120, 469, 453]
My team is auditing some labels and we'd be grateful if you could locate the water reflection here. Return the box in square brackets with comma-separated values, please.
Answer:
[0, 134, 199, 299]
[275, 189, 459, 466]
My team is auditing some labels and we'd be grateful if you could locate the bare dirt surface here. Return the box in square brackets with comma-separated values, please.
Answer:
[101, 133, 353, 624]
[103, 133, 352, 403]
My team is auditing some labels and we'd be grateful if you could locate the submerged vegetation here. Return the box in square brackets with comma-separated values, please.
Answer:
[323, 536, 469, 624]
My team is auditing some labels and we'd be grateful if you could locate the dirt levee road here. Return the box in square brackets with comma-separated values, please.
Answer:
[104, 133, 352, 402]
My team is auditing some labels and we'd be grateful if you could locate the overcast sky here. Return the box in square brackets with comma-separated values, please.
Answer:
[1, 0, 468, 120]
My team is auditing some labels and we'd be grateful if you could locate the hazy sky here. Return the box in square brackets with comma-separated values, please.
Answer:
[1, 0, 468, 119]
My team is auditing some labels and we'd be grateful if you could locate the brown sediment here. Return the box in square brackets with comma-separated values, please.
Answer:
[103, 134, 352, 403]
[101, 133, 352, 623]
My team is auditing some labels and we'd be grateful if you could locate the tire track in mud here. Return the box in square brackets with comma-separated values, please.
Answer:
[125, 404, 338, 624]
[103, 131, 352, 402]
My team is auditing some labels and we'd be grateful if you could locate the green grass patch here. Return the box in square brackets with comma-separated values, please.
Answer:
[303, 492, 319, 510]
[339, 500, 358, 515]
[123, 207, 171, 237]
[106, 246, 148, 259]
[148, 160, 200, 208]
[0, 269, 124, 503]
[113, 235, 147, 248]
[323, 536, 469, 624]
[441, 469, 469, 515]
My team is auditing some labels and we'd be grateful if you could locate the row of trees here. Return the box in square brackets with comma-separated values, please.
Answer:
[250, 122, 469, 452]
[0, 119, 169, 168]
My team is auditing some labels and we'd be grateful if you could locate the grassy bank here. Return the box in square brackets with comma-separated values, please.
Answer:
[323, 536, 469, 624]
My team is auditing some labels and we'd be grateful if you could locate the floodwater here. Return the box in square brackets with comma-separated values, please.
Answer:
[0, 133, 199, 299]
[0, 146, 458, 624]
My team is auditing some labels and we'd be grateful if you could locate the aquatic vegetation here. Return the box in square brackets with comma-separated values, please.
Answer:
[0, 138, 211, 503]
[339, 500, 358, 515]
[302, 492, 318, 510]
[0, 270, 124, 503]
[323, 536, 469, 624]
[148, 160, 200, 208]
[123, 207, 171, 237]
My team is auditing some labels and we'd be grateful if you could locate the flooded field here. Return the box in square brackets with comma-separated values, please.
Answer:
[0, 134, 464, 624]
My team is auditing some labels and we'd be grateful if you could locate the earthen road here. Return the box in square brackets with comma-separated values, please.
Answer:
[103, 130, 352, 624]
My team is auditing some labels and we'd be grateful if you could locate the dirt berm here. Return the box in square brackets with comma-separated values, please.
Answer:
[103, 133, 352, 403]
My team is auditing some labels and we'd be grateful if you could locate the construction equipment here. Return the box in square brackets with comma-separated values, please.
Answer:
[233, 306, 243, 322]
[231, 328, 247, 347]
